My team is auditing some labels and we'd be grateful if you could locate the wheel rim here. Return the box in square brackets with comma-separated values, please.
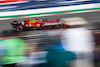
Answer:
[40, 23, 44, 29]
[62, 24, 65, 28]
[16, 26, 23, 32]
[56, 25, 61, 28]
[17, 27, 21, 31]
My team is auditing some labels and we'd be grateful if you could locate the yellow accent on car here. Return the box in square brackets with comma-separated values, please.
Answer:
[33, 25, 35, 27]
[45, 23, 47, 24]
[36, 24, 40, 27]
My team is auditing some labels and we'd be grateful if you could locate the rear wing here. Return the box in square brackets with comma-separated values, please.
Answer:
[11, 21, 19, 26]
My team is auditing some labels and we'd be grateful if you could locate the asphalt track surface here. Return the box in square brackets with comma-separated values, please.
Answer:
[0, 11, 99, 66]
[0, 11, 100, 34]
[0, 11, 100, 50]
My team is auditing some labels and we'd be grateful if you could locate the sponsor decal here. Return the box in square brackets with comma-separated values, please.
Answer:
[29, 19, 35, 23]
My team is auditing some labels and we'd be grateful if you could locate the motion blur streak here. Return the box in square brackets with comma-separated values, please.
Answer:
[0, 0, 99, 12]
[0, 0, 100, 66]
[0, 17, 97, 67]
[61, 17, 95, 67]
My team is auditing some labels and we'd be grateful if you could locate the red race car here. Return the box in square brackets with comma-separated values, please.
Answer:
[11, 18, 70, 32]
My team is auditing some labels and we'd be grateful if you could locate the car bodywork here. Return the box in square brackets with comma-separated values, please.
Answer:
[11, 18, 70, 32]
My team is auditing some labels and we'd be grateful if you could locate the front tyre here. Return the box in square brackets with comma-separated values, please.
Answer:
[40, 23, 45, 29]
[62, 23, 69, 28]
[16, 25, 23, 32]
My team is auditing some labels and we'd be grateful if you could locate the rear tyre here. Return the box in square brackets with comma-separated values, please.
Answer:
[16, 25, 23, 32]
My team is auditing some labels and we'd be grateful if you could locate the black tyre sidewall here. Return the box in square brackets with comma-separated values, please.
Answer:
[16, 26, 23, 32]
[40, 23, 44, 29]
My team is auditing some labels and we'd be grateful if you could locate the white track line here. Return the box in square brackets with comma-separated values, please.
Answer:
[0, 3, 98, 16]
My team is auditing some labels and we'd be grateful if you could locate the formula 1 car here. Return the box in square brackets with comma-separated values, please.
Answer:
[11, 18, 70, 32]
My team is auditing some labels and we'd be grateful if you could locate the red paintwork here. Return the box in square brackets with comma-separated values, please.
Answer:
[11, 18, 70, 32]
[23, 18, 69, 28]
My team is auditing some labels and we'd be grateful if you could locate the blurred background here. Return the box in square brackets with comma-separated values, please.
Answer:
[0, 0, 100, 67]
